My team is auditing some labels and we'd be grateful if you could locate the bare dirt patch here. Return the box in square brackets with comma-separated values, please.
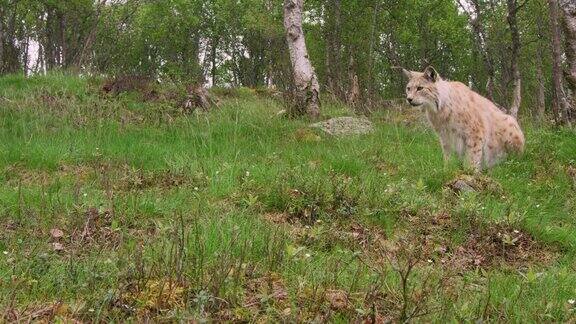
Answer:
[3, 164, 93, 187]
[70, 207, 120, 249]
[242, 273, 290, 314]
[264, 195, 555, 272]
[450, 224, 557, 270]
[110, 165, 195, 191]
[1, 301, 82, 323]
[46, 207, 122, 255]
[399, 210, 557, 271]
[261, 212, 386, 254]
[3, 163, 202, 200]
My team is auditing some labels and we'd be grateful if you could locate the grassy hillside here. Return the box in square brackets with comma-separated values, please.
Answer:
[0, 74, 575, 322]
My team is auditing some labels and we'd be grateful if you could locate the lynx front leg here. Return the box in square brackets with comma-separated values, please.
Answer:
[439, 137, 451, 163]
[465, 137, 484, 172]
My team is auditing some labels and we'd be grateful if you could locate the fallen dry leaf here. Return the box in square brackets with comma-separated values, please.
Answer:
[52, 242, 64, 251]
[325, 289, 349, 310]
[50, 228, 64, 239]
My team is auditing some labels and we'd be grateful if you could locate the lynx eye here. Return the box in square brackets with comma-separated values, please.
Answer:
[417, 86, 423, 91]
[406, 87, 411, 91]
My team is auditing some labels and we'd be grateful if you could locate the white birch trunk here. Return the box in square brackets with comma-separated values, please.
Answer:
[550, 0, 572, 125]
[560, 0, 576, 118]
[283, 0, 320, 118]
[506, 0, 522, 119]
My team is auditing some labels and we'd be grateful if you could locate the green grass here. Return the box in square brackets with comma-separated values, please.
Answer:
[0, 73, 575, 322]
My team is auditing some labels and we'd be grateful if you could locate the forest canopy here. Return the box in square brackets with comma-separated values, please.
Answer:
[0, 0, 575, 122]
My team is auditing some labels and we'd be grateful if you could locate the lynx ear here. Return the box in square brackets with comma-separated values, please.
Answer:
[402, 68, 412, 79]
[424, 66, 439, 82]
[392, 66, 412, 79]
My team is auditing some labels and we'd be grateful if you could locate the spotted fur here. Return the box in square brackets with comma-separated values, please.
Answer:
[402, 66, 525, 171]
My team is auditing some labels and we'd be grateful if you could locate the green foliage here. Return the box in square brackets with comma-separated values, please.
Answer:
[0, 0, 565, 119]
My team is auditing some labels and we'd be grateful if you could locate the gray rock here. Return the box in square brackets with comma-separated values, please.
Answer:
[450, 179, 476, 193]
[310, 117, 374, 136]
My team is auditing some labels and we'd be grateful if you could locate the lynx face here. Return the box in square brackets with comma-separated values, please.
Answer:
[403, 67, 440, 110]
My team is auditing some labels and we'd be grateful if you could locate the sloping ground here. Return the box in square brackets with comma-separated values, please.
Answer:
[0, 74, 575, 322]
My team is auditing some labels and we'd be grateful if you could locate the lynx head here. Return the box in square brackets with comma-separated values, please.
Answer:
[401, 66, 441, 110]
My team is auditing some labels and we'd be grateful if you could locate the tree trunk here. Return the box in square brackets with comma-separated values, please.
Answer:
[535, 13, 547, 121]
[211, 36, 218, 86]
[75, 0, 107, 69]
[44, 8, 57, 70]
[283, 0, 320, 119]
[367, 3, 380, 99]
[23, 36, 29, 76]
[506, 0, 522, 119]
[59, 13, 67, 67]
[3, 3, 20, 73]
[458, 0, 496, 101]
[560, 0, 576, 118]
[549, 0, 572, 125]
[323, 0, 342, 100]
[0, 6, 4, 74]
[535, 45, 547, 121]
[347, 56, 359, 109]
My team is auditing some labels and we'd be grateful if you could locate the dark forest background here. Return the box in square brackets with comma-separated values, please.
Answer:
[1, 0, 575, 122]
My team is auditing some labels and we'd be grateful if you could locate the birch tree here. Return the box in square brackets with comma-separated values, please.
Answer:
[283, 0, 320, 119]
[506, 0, 523, 119]
[560, 0, 576, 118]
[457, 0, 496, 101]
[549, 0, 572, 125]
